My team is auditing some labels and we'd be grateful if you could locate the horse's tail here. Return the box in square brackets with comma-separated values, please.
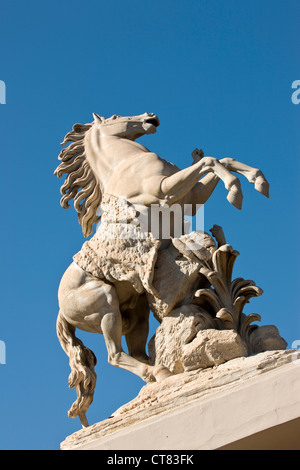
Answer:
[56, 309, 97, 427]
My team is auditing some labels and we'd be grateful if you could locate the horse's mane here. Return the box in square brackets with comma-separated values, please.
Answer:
[54, 122, 101, 237]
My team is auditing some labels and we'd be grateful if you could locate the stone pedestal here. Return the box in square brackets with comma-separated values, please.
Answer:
[61, 350, 300, 450]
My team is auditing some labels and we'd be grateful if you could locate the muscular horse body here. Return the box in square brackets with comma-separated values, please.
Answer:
[55, 113, 269, 426]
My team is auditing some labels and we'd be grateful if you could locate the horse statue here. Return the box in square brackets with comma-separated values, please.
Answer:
[54, 112, 269, 427]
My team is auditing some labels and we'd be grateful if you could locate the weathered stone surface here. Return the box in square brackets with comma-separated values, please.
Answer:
[181, 329, 248, 371]
[249, 325, 287, 353]
[147, 232, 216, 320]
[112, 349, 299, 419]
[148, 308, 248, 373]
[60, 349, 300, 450]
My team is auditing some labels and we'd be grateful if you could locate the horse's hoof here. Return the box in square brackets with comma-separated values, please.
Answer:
[227, 184, 243, 210]
[153, 366, 173, 382]
[255, 177, 269, 198]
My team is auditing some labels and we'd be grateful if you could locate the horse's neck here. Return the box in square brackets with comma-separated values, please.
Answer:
[102, 135, 150, 159]
[86, 135, 150, 189]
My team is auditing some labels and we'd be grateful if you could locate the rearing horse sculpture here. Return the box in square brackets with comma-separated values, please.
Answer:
[55, 112, 269, 427]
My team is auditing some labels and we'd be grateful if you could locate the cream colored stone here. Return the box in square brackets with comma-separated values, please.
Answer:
[54, 112, 274, 427]
[60, 349, 300, 450]
[181, 329, 248, 371]
[249, 325, 287, 353]
[148, 312, 248, 373]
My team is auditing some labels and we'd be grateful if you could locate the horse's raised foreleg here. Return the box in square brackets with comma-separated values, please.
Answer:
[220, 157, 269, 197]
[161, 156, 243, 209]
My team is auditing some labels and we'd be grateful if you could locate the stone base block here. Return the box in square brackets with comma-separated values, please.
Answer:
[61, 350, 300, 450]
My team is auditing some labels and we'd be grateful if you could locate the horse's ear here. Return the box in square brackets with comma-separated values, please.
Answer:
[93, 112, 104, 123]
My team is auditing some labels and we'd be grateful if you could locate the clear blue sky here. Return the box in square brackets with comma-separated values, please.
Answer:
[0, 0, 299, 450]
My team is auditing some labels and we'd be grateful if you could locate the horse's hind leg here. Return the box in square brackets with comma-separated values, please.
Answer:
[124, 294, 150, 363]
[101, 309, 154, 382]
[102, 292, 172, 382]
[101, 291, 156, 382]
[124, 305, 173, 381]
